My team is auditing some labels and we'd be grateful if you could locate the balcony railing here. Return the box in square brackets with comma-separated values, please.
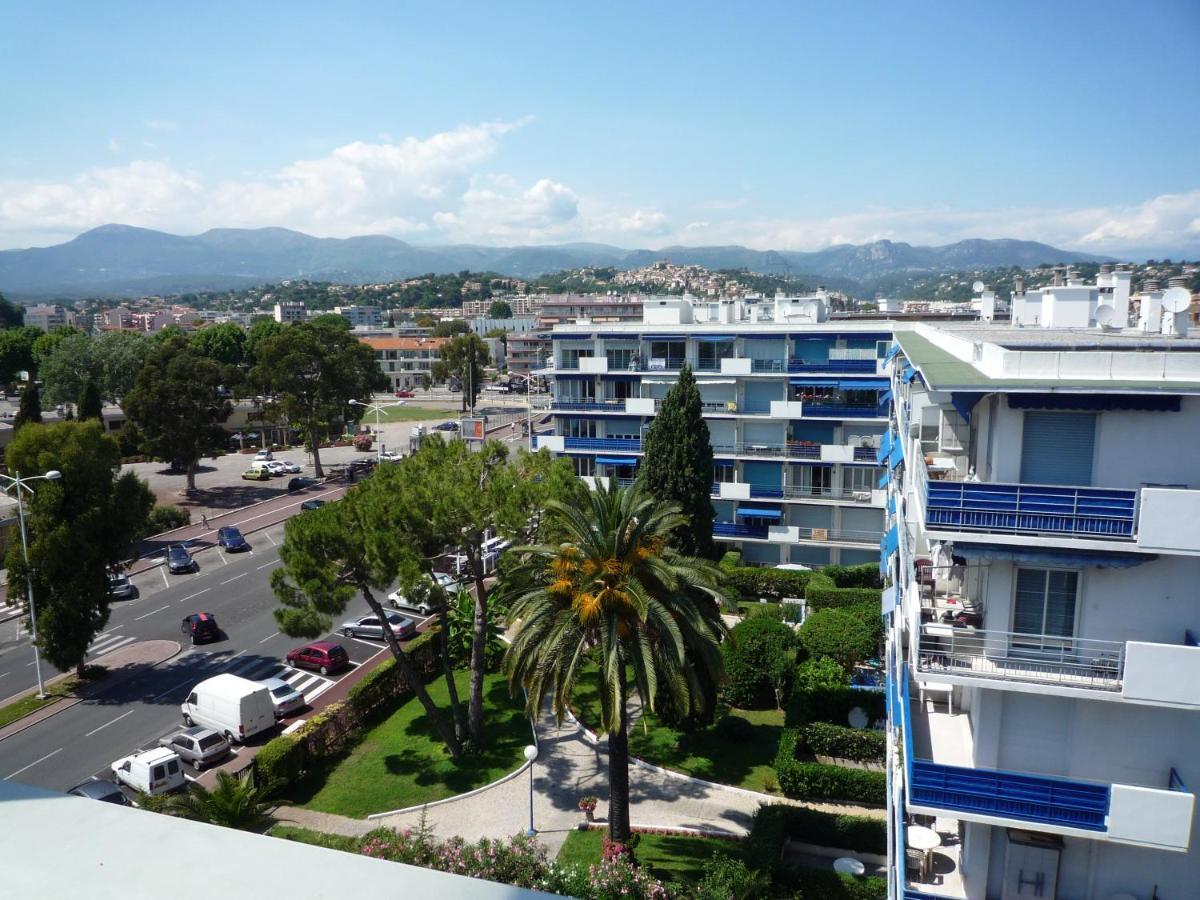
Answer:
[916, 624, 1125, 691]
[924, 480, 1138, 539]
[788, 359, 878, 373]
[695, 358, 732, 372]
[562, 437, 642, 452]
[549, 399, 624, 411]
[714, 521, 769, 538]
[751, 359, 786, 373]
[804, 404, 888, 418]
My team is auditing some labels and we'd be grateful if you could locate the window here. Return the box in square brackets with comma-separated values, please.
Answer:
[793, 465, 833, 496]
[563, 419, 597, 439]
[713, 462, 734, 484]
[572, 456, 595, 476]
[152, 765, 166, 781]
[606, 348, 637, 370]
[1013, 568, 1078, 640]
[844, 466, 875, 493]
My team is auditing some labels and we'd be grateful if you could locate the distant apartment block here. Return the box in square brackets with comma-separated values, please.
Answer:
[273, 300, 307, 324]
[360, 336, 447, 391]
[506, 332, 551, 377]
[334, 305, 383, 328]
[461, 295, 534, 317]
[534, 294, 645, 327]
[470, 315, 537, 335]
[24, 304, 72, 331]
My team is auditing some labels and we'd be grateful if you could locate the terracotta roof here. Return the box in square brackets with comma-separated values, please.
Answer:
[359, 337, 449, 351]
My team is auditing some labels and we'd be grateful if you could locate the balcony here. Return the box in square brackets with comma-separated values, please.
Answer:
[549, 399, 625, 412]
[804, 403, 888, 418]
[750, 358, 786, 373]
[714, 521, 769, 539]
[1136, 486, 1200, 553]
[562, 437, 641, 453]
[923, 480, 1137, 541]
[789, 358, 878, 373]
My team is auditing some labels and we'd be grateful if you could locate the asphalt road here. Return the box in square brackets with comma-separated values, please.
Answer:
[0, 514, 434, 794]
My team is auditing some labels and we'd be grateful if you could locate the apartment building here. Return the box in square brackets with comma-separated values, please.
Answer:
[360, 336, 447, 391]
[273, 300, 307, 323]
[24, 304, 72, 331]
[534, 294, 645, 327]
[534, 293, 889, 566]
[334, 305, 383, 328]
[462, 295, 534, 316]
[882, 301, 1200, 898]
[507, 332, 551, 378]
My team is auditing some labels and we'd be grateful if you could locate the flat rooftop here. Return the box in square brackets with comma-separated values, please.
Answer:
[935, 323, 1200, 352]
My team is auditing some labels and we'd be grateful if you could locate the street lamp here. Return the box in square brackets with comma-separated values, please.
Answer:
[349, 398, 405, 461]
[523, 744, 539, 836]
[1, 469, 62, 699]
[506, 373, 537, 450]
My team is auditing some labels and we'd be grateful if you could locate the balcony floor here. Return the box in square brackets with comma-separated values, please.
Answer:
[907, 818, 969, 899]
[910, 694, 973, 768]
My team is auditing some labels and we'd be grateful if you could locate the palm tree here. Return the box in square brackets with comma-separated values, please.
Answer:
[502, 481, 730, 843]
[166, 770, 274, 832]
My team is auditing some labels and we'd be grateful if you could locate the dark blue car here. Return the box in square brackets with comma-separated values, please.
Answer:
[217, 526, 249, 552]
[166, 543, 195, 574]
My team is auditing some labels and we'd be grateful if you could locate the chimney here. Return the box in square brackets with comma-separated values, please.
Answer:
[1053, 266, 1065, 286]
[1143, 279, 1161, 292]
[1013, 274, 1025, 294]
[1099, 263, 1114, 275]
[1168, 276, 1189, 289]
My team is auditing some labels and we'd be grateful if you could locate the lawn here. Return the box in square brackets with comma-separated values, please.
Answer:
[371, 404, 457, 423]
[557, 828, 742, 886]
[0, 676, 80, 730]
[289, 669, 532, 817]
[569, 663, 785, 794]
[270, 824, 361, 853]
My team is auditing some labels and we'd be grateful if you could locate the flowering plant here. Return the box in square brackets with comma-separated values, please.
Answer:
[578, 795, 598, 813]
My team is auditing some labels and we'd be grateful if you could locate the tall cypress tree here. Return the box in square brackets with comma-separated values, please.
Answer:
[636, 364, 716, 558]
[13, 381, 42, 431]
[79, 380, 103, 421]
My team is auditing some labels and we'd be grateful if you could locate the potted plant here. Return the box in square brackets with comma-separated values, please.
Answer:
[578, 795, 598, 823]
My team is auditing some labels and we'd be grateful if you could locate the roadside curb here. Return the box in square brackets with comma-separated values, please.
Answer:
[0, 639, 183, 743]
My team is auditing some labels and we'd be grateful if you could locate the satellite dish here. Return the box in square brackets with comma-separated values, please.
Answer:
[848, 707, 869, 729]
[1095, 305, 1116, 328]
[972, 281, 985, 293]
[1163, 286, 1191, 314]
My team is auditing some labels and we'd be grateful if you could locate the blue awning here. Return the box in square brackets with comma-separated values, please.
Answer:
[1007, 393, 1182, 412]
[951, 543, 1154, 569]
[555, 373, 593, 380]
[880, 389, 893, 404]
[950, 392, 985, 423]
[888, 439, 905, 469]
[553, 333, 593, 340]
[876, 430, 893, 465]
[694, 335, 735, 342]
[878, 469, 890, 489]
[887, 494, 896, 515]
[839, 378, 889, 391]
[883, 525, 899, 557]
[713, 458, 735, 465]
[742, 333, 789, 340]
[901, 366, 921, 384]
[790, 378, 839, 388]
[595, 456, 637, 466]
[644, 334, 686, 341]
[884, 343, 902, 363]
[736, 506, 782, 519]
[599, 373, 640, 380]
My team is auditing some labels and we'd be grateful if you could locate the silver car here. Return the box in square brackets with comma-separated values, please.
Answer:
[108, 571, 134, 599]
[338, 610, 416, 641]
[158, 725, 231, 770]
[260, 676, 305, 719]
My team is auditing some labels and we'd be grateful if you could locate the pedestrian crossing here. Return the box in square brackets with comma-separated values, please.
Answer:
[217, 653, 337, 706]
[87, 631, 138, 658]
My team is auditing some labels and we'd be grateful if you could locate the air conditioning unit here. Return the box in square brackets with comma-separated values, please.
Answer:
[909, 423, 920, 438]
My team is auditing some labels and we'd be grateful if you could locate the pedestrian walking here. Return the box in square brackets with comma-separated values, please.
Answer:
[201, 514, 210, 530]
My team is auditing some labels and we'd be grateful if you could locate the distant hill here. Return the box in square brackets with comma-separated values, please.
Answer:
[0, 225, 1111, 298]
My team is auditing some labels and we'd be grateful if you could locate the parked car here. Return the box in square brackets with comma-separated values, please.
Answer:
[166, 544, 195, 574]
[286, 641, 350, 675]
[241, 468, 270, 481]
[110, 747, 186, 796]
[217, 526, 249, 552]
[67, 778, 131, 806]
[394, 389, 415, 398]
[254, 449, 273, 461]
[300, 498, 326, 512]
[378, 450, 402, 462]
[434, 421, 460, 431]
[107, 570, 134, 599]
[338, 610, 416, 641]
[278, 460, 301, 474]
[265, 461, 287, 476]
[180, 674, 276, 744]
[388, 571, 458, 615]
[259, 676, 305, 719]
[181, 612, 220, 644]
[288, 476, 318, 491]
[158, 725, 231, 770]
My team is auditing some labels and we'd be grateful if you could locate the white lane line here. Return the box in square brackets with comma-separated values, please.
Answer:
[151, 677, 196, 702]
[5, 747, 62, 780]
[350, 636, 385, 649]
[160, 568, 170, 588]
[219, 573, 247, 585]
[258, 631, 280, 644]
[179, 588, 211, 605]
[134, 604, 170, 621]
[265, 532, 277, 546]
[0, 671, 9, 679]
[218, 551, 228, 566]
[256, 559, 281, 571]
[84, 709, 135, 737]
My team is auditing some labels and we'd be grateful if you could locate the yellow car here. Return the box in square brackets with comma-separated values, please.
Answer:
[241, 468, 270, 481]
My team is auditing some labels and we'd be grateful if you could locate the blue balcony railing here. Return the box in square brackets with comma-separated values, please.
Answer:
[562, 437, 642, 452]
[714, 522, 769, 538]
[924, 481, 1137, 539]
[550, 400, 623, 412]
[788, 359, 877, 373]
[804, 404, 886, 418]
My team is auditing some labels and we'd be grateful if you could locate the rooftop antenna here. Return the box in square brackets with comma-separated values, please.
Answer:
[1095, 304, 1116, 330]
[1161, 287, 1191, 337]
[972, 280, 986, 294]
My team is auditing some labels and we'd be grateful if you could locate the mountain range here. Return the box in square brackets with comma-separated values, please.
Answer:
[0, 224, 1112, 299]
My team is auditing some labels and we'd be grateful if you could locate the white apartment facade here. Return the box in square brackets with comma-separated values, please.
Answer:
[25, 304, 72, 331]
[359, 336, 447, 391]
[273, 300, 307, 323]
[535, 292, 888, 566]
[882, 302, 1200, 898]
[334, 305, 383, 328]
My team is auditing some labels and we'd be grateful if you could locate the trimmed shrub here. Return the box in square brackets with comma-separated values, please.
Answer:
[800, 721, 886, 764]
[787, 684, 886, 729]
[745, 804, 886, 868]
[804, 570, 882, 611]
[723, 617, 797, 709]
[725, 566, 812, 602]
[254, 734, 305, 792]
[695, 852, 769, 900]
[145, 504, 190, 534]
[719, 550, 742, 570]
[798, 608, 878, 671]
[774, 736, 886, 805]
[794, 656, 850, 693]
[823, 563, 884, 589]
[790, 870, 887, 900]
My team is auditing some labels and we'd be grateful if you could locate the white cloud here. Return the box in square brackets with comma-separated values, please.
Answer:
[615, 209, 670, 235]
[107, 137, 121, 153]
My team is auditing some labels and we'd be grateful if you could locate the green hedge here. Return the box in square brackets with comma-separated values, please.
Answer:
[822, 563, 884, 589]
[787, 685, 886, 728]
[774, 730, 886, 805]
[789, 869, 887, 900]
[800, 721, 886, 764]
[345, 627, 442, 719]
[745, 804, 887, 870]
[725, 566, 812, 602]
[254, 734, 305, 793]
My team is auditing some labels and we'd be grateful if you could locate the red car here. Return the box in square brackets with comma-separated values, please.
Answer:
[285, 641, 351, 676]
[394, 390, 415, 398]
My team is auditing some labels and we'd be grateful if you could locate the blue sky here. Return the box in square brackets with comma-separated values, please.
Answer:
[2, 1, 1198, 254]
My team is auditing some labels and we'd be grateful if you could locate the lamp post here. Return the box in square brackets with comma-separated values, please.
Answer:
[523, 744, 539, 836]
[506, 373, 536, 450]
[349, 398, 404, 461]
[1, 469, 62, 699]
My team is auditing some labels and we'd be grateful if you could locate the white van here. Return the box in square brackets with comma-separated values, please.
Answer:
[111, 747, 186, 796]
[181, 674, 276, 744]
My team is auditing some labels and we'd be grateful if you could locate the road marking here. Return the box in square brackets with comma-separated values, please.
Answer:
[218, 551, 228, 566]
[256, 559, 281, 571]
[219, 573, 247, 585]
[134, 604, 170, 621]
[5, 747, 62, 780]
[179, 588, 210, 605]
[265, 533, 277, 546]
[0, 671, 9, 679]
[258, 631, 280, 644]
[151, 677, 195, 702]
[350, 636, 385, 649]
[160, 568, 170, 588]
[84, 709, 135, 737]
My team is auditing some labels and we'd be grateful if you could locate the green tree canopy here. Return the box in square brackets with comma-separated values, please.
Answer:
[430, 319, 470, 338]
[308, 313, 351, 331]
[502, 482, 730, 843]
[14, 381, 42, 430]
[123, 334, 232, 491]
[245, 318, 285, 365]
[0, 326, 43, 385]
[32, 325, 82, 371]
[78, 380, 103, 421]
[250, 320, 384, 477]
[189, 321, 247, 367]
[5, 421, 153, 675]
[38, 331, 96, 407]
[431, 333, 490, 412]
[91, 330, 152, 402]
[0, 292, 24, 329]
[487, 300, 513, 319]
[636, 364, 716, 558]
